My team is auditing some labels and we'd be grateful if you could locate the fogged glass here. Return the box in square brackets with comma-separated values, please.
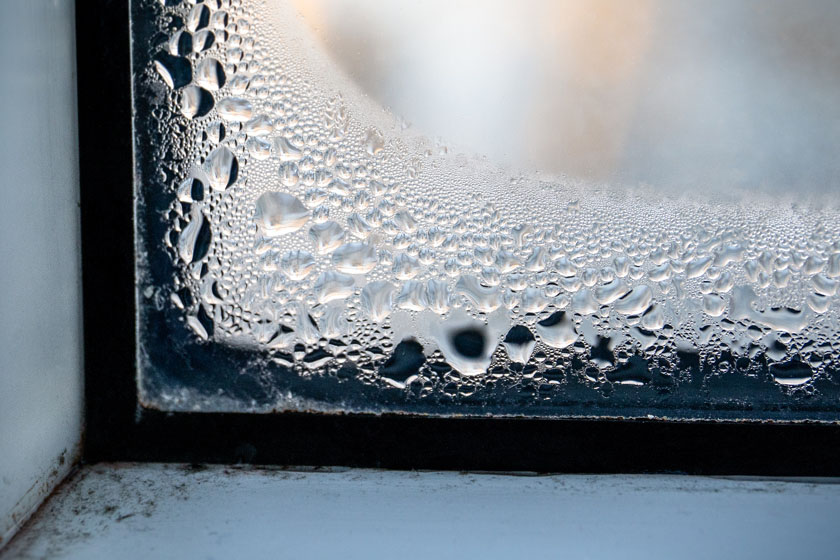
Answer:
[134, 0, 840, 420]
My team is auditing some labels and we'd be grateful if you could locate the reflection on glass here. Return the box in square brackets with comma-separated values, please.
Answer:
[133, 0, 840, 420]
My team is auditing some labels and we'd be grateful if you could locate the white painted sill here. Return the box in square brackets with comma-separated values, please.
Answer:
[4, 463, 840, 560]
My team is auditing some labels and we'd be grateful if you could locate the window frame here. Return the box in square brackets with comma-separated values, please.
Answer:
[78, 0, 840, 474]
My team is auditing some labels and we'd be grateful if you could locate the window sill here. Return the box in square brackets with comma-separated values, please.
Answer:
[5, 463, 840, 559]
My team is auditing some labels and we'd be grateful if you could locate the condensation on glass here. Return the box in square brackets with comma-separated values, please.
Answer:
[133, 0, 840, 420]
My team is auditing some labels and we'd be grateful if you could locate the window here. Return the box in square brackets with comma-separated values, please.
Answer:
[80, 0, 840, 472]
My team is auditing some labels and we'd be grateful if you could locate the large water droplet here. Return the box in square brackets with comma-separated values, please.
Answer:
[203, 146, 237, 191]
[309, 221, 345, 254]
[254, 192, 309, 236]
[436, 319, 498, 376]
[180, 85, 213, 119]
[332, 242, 378, 274]
[278, 162, 300, 187]
[536, 311, 578, 349]
[396, 280, 428, 311]
[770, 359, 814, 386]
[379, 339, 425, 385]
[365, 127, 385, 155]
[360, 281, 396, 322]
[274, 137, 303, 161]
[153, 52, 191, 89]
[729, 286, 811, 333]
[314, 270, 356, 303]
[455, 275, 501, 313]
[520, 287, 549, 313]
[178, 206, 211, 264]
[176, 177, 204, 203]
[702, 294, 727, 317]
[192, 29, 215, 52]
[186, 4, 210, 31]
[168, 30, 192, 56]
[614, 285, 653, 315]
[346, 213, 373, 239]
[280, 250, 315, 280]
[244, 115, 274, 136]
[393, 253, 421, 280]
[195, 57, 226, 90]
[216, 97, 253, 122]
[503, 325, 536, 363]
[246, 137, 272, 160]
[685, 256, 713, 279]
[425, 279, 451, 314]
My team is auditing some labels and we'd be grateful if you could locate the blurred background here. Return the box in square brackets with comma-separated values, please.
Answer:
[296, 0, 840, 192]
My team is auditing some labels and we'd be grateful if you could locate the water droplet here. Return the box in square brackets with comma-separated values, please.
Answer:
[455, 275, 501, 313]
[807, 293, 830, 313]
[243, 115, 274, 136]
[729, 286, 811, 333]
[435, 316, 499, 376]
[314, 270, 356, 303]
[246, 137, 272, 160]
[812, 274, 838, 296]
[572, 288, 599, 315]
[186, 4, 210, 32]
[180, 85, 213, 119]
[594, 279, 630, 305]
[319, 304, 349, 338]
[702, 294, 727, 317]
[274, 137, 303, 161]
[503, 325, 536, 363]
[169, 30, 192, 56]
[153, 52, 191, 89]
[278, 162, 300, 187]
[392, 210, 417, 233]
[203, 146, 237, 191]
[332, 242, 378, 274]
[346, 213, 373, 239]
[520, 287, 549, 313]
[614, 285, 653, 315]
[309, 221, 345, 254]
[178, 205, 211, 264]
[227, 74, 249, 94]
[280, 250, 315, 280]
[640, 304, 665, 330]
[365, 127, 385, 155]
[425, 279, 451, 314]
[186, 314, 209, 340]
[770, 359, 814, 386]
[254, 192, 309, 236]
[195, 57, 226, 90]
[536, 311, 578, 349]
[192, 29, 215, 52]
[177, 177, 204, 203]
[216, 97, 253, 122]
[360, 281, 396, 322]
[393, 253, 421, 280]
[396, 280, 428, 311]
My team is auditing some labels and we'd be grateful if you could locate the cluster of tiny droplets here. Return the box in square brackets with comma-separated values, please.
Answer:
[146, 0, 840, 400]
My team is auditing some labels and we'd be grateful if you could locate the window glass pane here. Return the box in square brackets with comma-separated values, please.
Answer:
[134, 0, 840, 420]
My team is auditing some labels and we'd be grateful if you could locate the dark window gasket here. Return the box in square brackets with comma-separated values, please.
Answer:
[78, 0, 840, 474]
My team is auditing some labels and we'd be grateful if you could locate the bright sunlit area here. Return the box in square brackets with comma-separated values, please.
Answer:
[297, 0, 840, 191]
